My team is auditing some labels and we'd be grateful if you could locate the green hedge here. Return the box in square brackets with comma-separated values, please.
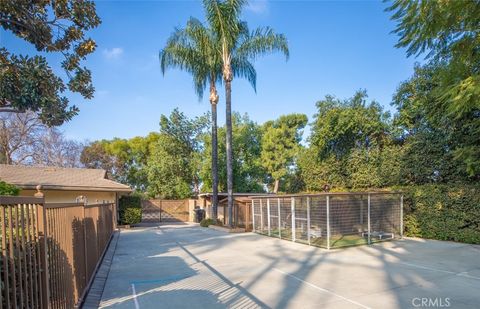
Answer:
[119, 195, 142, 225]
[0, 181, 20, 196]
[401, 184, 480, 244]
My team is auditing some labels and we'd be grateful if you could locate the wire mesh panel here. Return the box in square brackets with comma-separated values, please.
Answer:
[369, 194, 402, 242]
[309, 195, 327, 248]
[329, 195, 367, 248]
[261, 200, 269, 235]
[279, 197, 292, 240]
[251, 192, 403, 249]
[252, 199, 262, 233]
[294, 197, 309, 244]
[268, 198, 280, 238]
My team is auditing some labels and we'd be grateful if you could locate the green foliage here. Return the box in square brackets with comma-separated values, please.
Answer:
[159, 18, 223, 100]
[81, 133, 160, 191]
[147, 134, 196, 199]
[0, 181, 19, 196]
[392, 63, 474, 182]
[300, 90, 396, 190]
[0, 0, 101, 125]
[388, 0, 480, 177]
[147, 109, 209, 199]
[202, 0, 288, 222]
[310, 90, 390, 160]
[199, 113, 265, 193]
[401, 184, 480, 244]
[202, 0, 289, 77]
[261, 114, 307, 192]
[121, 208, 142, 226]
[200, 218, 217, 227]
[119, 195, 142, 225]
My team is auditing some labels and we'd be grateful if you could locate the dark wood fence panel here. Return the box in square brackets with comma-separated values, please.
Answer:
[141, 199, 189, 222]
[215, 201, 251, 229]
[1, 197, 115, 309]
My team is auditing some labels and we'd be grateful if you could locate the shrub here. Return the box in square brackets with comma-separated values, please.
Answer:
[0, 181, 20, 196]
[401, 184, 480, 244]
[119, 195, 142, 225]
[200, 218, 217, 227]
[122, 208, 142, 226]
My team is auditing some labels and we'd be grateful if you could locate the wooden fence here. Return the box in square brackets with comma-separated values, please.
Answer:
[141, 199, 190, 222]
[205, 200, 252, 230]
[0, 196, 116, 308]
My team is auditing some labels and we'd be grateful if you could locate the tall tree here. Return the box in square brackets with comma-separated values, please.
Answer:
[147, 109, 209, 198]
[203, 0, 289, 226]
[261, 114, 307, 193]
[392, 63, 469, 183]
[160, 15, 262, 219]
[300, 91, 394, 190]
[160, 18, 223, 217]
[32, 128, 84, 168]
[81, 133, 160, 191]
[0, 0, 101, 125]
[200, 112, 265, 193]
[387, 0, 480, 177]
[1, 111, 83, 166]
[0, 112, 44, 164]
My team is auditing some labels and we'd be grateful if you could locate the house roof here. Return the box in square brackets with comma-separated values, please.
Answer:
[0, 164, 132, 192]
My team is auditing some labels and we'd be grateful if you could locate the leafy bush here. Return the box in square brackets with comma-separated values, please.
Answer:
[119, 195, 142, 225]
[401, 184, 480, 244]
[122, 208, 142, 226]
[0, 181, 20, 196]
[200, 218, 217, 227]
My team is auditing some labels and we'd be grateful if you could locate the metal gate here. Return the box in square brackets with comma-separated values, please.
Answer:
[141, 199, 189, 222]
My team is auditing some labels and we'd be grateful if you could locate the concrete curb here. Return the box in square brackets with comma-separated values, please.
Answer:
[208, 225, 246, 233]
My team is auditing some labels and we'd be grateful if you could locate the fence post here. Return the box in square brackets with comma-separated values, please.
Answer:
[326, 195, 330, 250]
[159, 200, 162, 222]
[291, 197, 296, 242]
[278, 198, 281, 239]
[307, 197, 311, 246]
[367, 193, 371, 245]
[260, 199, 264, 233]
[251, 201, 255, 232]
[267, 198, 271, 236]
[360, 195, 364, 225]
[400, 194, 404, 239]
[83, 204, 88, 287]
[36, 201, 50, 309]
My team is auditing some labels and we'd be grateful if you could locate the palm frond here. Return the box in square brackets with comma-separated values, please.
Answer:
[231, 56, 256, 91]
[159, 17, 223, 100]
[236, 26, 290, 61]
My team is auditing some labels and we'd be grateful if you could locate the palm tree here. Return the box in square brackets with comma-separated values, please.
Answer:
[203, 0, 289, 227]
[160, 18, 222, 219]
[159, 16, 260, 221]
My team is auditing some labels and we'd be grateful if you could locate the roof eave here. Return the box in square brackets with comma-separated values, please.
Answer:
[16, 184, 132, 193]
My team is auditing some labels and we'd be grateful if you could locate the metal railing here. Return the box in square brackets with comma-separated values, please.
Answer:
[1, 197, 116, 308]
[251, 192, 403, 249]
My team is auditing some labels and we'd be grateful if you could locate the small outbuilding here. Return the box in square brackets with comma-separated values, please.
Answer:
[0, 164, 131, 205]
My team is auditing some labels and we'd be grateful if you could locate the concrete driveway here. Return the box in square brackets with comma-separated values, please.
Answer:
[98, 223, 480, 309]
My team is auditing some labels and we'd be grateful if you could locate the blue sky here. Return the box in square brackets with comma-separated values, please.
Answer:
[1, 0, 417, 142]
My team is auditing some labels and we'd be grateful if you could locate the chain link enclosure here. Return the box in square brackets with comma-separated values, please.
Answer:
[251, 192, 403, 249]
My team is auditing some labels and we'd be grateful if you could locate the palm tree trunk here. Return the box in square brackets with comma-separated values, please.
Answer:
[211, 99, 219, 220]
[225, 79, 234, 227]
